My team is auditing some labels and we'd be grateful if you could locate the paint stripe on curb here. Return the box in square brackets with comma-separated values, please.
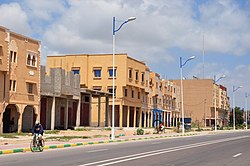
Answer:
[0, 133, 198, 155]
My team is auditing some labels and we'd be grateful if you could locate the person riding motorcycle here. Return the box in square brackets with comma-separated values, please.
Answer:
[32, 121, 44, 146]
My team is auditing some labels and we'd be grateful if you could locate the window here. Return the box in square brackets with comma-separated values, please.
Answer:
[132, 90, 134, 98]
[138, 92, 140, 99]
[108, 68, 116, 77]
[93, 68, 101, 78]
[27, 54, 31, 65]
[135, 70, 139, 81]
[9, 80, 12, 91]
[124, 89, 127, 97]
[141, 73, 145, 82]
[28, 83, 33, 94]
[10, 51, 17, 63]
[93, 86, 102, 91]
[108, 86, 116, 96]
[12, 80, 16, 91]
[0, 46, 3, 56]
[10, 51, 13, 62]
[26, 52, 37, 67]
[72, 70, 79, 75]
[128, 68, 132, 79]
[72, 67, 80, 75]
[13, 52, 17, 63]
[9, 80, 16, 91]
[32, 56, 36, 66]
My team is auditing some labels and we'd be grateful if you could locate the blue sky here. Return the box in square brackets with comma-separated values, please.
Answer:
[0, 0, 250, 108]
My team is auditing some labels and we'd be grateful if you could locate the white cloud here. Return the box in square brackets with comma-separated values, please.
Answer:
[23, 0, 66, 22]
[0, 3, 31, 35]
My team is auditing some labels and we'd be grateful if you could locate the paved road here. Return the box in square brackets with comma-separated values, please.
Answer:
[0, 131, 250, 166]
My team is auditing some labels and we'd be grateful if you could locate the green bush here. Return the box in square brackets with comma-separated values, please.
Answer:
[45, 130, 60, 134]
[137, 128, 144, 135]
[74, 128, 90, 131]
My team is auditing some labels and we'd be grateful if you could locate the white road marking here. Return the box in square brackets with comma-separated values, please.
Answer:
[79, 135, 249, 166]
[151, 142, 162, 145]
[86, 149, 108, 153]
[233, 153, 242, 158]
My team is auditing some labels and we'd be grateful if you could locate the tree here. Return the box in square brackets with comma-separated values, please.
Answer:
[229, 107, 244, 126]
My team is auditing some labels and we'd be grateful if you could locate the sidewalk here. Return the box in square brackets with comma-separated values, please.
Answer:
[0, 129, 234, 155]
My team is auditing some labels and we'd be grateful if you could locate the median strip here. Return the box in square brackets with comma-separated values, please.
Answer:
[0, 133, 198, 155]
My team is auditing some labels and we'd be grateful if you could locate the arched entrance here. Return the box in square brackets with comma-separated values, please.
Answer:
[22, 105, 36, 132]
[3, 104, 18, 133]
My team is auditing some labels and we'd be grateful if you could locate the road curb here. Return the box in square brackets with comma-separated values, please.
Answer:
[0, 133, 198, 155]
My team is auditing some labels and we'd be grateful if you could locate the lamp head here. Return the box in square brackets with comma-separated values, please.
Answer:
[127, 17, 136, 22]
[221, 74, 226, 78]
[189, 55, 195, 60]
[239, 86, 243, 88]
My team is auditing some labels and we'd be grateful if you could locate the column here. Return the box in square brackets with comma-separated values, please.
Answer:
[51, 96, 56, 130]
[144, 110, 147, 128]
[89, 94, 92, 126]
[163, 112, 166, 126]
[64, 98, 68, 129]
[119, 104, 123, 128]
[170, 112, 172, 127]
[133, 107, 136, 128]
[105, 96, 110, 127]
[139, 108, 142, 128]
[98, 95, 101, 127]
[147, 110, 150, 128]
[166, 112, 169, 127]
[150, 111, 153, 127]
[175, 113, 178, 127]
[127, 106, 130, 128]
[17, 108, 23, 134]
[76, 99, 81, 127]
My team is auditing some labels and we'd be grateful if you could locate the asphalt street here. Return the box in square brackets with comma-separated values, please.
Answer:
[0, 131, 250, 166]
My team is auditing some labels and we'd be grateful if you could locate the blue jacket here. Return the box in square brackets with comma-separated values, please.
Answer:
[32, 124, 44, 135]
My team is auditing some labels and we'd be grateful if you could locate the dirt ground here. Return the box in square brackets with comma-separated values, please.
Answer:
[0, 128, 174, 145]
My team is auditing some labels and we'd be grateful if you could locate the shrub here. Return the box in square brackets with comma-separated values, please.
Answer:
[45, 130, 60, 134]
[74, 128, 90, 131]
[137, 128, 144, 135]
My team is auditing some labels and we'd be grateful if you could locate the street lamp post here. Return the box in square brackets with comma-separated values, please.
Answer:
[245, 93, 250, 130]
[111, 16, 136, 140]
[213, 75, 225, 131]
[233, 85, 243, 130]
[180, 56, 195, 135]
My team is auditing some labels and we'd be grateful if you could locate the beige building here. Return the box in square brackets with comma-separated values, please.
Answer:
[162, 80, 180, 127]
[46, 53, 182, 129]
[173, 79, 230, 127]
[0, 26, 41, 133]
[46, 53, 147, 128]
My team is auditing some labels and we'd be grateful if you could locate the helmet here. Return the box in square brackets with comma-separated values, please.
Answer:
[35, 121, 40, 125]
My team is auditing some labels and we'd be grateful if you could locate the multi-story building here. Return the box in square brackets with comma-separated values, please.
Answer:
[149, 72, 163, 126]
[46, 53, 147, 128]
[0, 26, 41, 133]
[218, 85, 230, 126]
[162, 80, 180, 127]
[173, 79, 230, 127]
[40, 66, 81, 130]
[46, 54, 184, 129]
